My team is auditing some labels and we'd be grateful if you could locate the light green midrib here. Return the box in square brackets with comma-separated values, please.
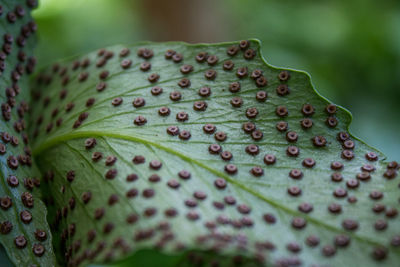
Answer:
[31, 130, 397, 255]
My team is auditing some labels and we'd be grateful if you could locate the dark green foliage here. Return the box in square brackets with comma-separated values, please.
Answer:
[0, 0, 56, 266]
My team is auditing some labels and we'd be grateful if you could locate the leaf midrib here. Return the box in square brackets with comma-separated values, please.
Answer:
[32, 130, 396, 254]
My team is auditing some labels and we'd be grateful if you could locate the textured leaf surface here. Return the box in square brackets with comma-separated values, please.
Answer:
[28, 40, 399, 267]
[0, 0, 56, 266]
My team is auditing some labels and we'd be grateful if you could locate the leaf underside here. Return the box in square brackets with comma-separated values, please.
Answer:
[0, 0, 56, 266]
[27, 40, 400, 267]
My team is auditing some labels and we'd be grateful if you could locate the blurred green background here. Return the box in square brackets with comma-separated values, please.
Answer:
[30, 0, 399, 160]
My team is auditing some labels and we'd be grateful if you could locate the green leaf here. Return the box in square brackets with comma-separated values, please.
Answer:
[0, 0, 56, 266]
[28, 40, 399, 266]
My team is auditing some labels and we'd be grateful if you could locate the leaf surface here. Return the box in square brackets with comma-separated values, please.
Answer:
[28, 40, 399, 266]
[0, 0, 56, 266]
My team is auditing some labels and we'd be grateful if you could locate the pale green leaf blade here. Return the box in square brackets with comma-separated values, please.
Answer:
[29, 40, 399, 266]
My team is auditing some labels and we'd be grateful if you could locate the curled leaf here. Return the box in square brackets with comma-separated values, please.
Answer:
[0, 0, 56, 266]
[29, 40, 399, 266]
